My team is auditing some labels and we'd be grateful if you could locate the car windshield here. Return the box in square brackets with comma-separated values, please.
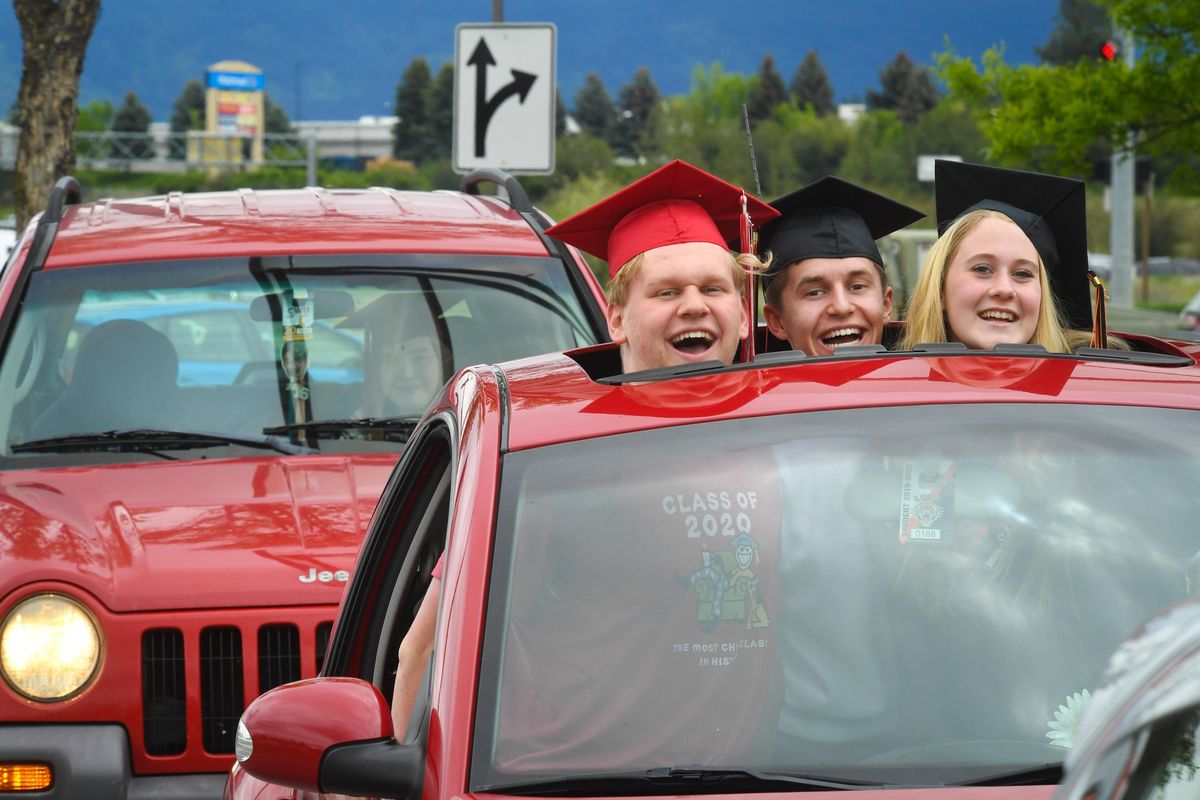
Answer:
[0, 256, 596, 464]
[475, 403, 1200, 789]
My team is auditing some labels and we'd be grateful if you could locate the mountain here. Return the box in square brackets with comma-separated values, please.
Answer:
[0, 0, 1059, 122]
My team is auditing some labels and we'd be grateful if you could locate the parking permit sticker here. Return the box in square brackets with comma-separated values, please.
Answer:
[282, 295, 314, 342]
[898, 460, 956, 545]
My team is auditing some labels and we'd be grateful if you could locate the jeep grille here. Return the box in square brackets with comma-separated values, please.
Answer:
[140, 620, 333, 756]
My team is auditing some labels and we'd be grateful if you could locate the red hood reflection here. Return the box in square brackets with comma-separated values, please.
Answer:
[0, 455, 396, 612]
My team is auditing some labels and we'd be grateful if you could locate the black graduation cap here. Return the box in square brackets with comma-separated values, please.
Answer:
[757, 176, 925, 285]
[935, 160, 1091, 330]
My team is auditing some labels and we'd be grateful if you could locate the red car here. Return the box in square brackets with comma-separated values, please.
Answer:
[229, 332, 1200, 799]
[0, 172, 607, 798]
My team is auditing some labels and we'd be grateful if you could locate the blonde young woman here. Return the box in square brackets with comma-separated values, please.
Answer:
[899, 161, 1094, 354]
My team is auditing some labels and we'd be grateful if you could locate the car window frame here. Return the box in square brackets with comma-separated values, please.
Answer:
[321, 412, 456, 691]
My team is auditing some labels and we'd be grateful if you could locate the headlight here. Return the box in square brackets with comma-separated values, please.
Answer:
[1, 594, 102, 701]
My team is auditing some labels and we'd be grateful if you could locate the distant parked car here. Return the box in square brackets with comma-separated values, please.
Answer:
[0, 173, 607, 799]
[1180, 288, 1200, 330]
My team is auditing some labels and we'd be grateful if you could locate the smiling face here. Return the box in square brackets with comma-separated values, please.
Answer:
[605, 241, 748, 373]
[763, 257, 893, 356]
[942, 216, 1042, 350]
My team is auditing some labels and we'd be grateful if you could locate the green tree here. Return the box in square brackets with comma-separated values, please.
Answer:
[658, 65, 756, 186]
[13, 0, 102, 229]
[791, 50, 836, 116]
[111, 91, 153, 159]
[1036, 0, 1112, 64]
[614, 67, 661, 159]
[839, 110, 913, 192]
[168, 79, 205, 159]
[573, 73, 618, 145]
[867, 52, 939, 123]
[555, 89, 567, 137]
[747, 53, 789, 123]
[425, 61, 454, 161]
[938, 0, 1200, 176]
[393, 58, 432, 162]
[752, 104, 850, 195]
[263, 93, 293, 134]
[76, 99, 113, 133]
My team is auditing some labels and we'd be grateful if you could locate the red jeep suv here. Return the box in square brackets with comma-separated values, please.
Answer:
[0, 171, 606, 798]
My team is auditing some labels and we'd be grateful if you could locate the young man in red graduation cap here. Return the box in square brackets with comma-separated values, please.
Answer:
[545, 159, 778, 373]
[388, 160, 777, 735]
[757, 176, 924, 356]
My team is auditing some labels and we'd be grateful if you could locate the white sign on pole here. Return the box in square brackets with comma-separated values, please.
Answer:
[453, 23, 556, 175]
[917, 154, 962, 183]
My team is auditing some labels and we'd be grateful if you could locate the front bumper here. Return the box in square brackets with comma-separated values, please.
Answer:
[0, 725, 225, 800]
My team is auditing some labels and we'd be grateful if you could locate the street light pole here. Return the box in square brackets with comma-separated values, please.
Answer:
[1108, 24, 1136, 309]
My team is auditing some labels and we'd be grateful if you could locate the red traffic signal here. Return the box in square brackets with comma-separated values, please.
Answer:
[1100, 40, 1118, 61]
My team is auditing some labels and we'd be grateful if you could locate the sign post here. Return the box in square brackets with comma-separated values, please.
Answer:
[453, 23, 556, 175]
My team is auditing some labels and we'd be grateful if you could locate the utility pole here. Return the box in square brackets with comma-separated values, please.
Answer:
[1108, 23, 1136, 309]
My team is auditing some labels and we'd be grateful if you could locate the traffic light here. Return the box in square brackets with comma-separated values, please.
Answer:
[1099, 40, 1118, 61]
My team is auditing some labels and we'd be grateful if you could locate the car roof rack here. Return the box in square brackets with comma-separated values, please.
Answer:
[22, 176, 82, 274]
[592, 340, 1195, 385]
[460, 167, 609, 341]
[0, 176, 83, 362]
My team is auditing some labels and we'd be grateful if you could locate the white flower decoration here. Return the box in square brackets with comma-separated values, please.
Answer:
[1046, 689, 1092, 748]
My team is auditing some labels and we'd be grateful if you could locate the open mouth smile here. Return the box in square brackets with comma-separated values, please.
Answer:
[671, 330, 716, 355]
[820, 327, 866, 348]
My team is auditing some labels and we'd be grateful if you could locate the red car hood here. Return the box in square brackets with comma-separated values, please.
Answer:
[0, 454, 397, 612]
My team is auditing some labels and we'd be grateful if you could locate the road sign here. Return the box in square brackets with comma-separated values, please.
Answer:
[454, 23, 556, 175]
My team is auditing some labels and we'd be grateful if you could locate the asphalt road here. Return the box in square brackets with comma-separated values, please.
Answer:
[1107, 306, 1191, 338]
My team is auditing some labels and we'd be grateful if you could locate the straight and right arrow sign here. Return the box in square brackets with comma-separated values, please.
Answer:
[454, 23, 556, 175]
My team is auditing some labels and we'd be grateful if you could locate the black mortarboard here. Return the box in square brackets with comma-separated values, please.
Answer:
[757, 176, 925, 284]
[935, 160, 1091, 330]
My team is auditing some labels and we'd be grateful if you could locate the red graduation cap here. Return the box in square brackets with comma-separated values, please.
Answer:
[545, 159, 779, 279]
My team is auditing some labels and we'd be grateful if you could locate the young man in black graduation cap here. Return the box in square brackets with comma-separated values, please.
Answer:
[900, 160, 1089, 353]
[757, 176, 924, 356]
[545, 159, 778, 374]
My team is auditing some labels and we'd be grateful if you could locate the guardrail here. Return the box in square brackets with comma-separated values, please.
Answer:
[0, 130, 318, 184]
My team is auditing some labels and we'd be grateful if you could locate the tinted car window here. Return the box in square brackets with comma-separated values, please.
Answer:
[476, 403, 1200, 787]
[0, 256, 596, 464]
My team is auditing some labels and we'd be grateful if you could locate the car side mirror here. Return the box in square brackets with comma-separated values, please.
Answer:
[1054, 596, 1200, 800]
[234, 676, 423, 799]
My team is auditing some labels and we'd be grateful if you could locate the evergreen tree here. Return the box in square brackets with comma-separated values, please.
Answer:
[111, 91, 153, 159]
[791, 50, 836, 116]
[263, 93, 293, 134]
[614, 67, 661, 158]
[425, 62, 454, 161]
[573, 73, 618, 145]
[393, 58, 432, 162]
[555, 89, 567, 138]
[866, 52, 938, 123]
[168, 79, 205, 159]
[1036, 0, 1112, 65]
[747, 54, 788, 123]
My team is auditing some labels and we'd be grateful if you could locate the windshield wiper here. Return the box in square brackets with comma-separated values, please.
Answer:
[12, 428, 316, 456]
[262, 416, 421, 442]
[951, 762, 1063, 786]
[480, 766, 889, 795]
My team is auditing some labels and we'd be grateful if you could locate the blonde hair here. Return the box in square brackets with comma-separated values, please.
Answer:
[899, 209, 1071, 353]
[606, 249, 773, 307]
